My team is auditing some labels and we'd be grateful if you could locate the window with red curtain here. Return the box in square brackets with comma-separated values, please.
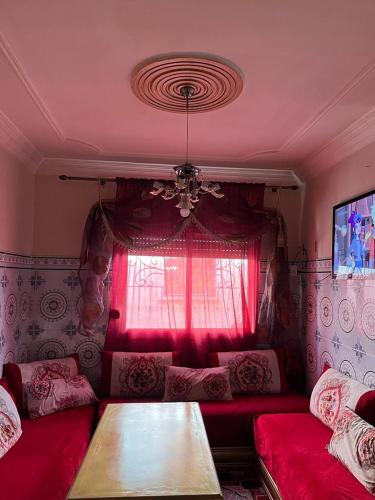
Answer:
[103, 178, 265, 365]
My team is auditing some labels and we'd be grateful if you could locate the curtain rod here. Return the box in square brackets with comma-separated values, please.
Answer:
[58, 175, 298, 191]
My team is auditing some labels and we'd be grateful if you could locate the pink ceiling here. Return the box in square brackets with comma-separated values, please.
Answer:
[1, 0, 375, 178]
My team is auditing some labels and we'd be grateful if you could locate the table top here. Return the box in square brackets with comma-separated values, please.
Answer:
[68, 402, 223, 499]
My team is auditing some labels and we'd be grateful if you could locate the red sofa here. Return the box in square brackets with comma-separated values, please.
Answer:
[0, 405, 96, 500]
[254, 412, 374, 500]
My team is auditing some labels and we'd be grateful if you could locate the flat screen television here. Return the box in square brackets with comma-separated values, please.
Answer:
[333, 188, 375, 278]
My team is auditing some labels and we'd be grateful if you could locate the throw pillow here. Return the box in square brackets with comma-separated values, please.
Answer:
[209, 349, 288, 394]
[24, 375, 98, 419]
[163, 366, 233, 401]
[101, 351, 181, 397]
[3, 355, 80, 411]
[310, 368, 375, 430]
[328, 409, 375, 494]
[0, 384, 22, 459]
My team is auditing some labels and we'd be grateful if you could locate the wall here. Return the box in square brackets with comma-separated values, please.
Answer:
[0, 148, 34, 255]
[33, 175, 115, 257]
[302, 141, 375, 391]
[0, 147, 35, 375]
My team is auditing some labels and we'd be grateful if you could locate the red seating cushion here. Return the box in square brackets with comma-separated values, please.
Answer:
[254, 413, 374, 500]
[0, 405, 95, 500]
[98, 392, 309, 447]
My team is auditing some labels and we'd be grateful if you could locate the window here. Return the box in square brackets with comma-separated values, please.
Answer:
[125, 254, 248, 330]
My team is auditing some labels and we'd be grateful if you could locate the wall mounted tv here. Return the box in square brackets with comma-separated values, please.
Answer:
[333, 188, 375, 278]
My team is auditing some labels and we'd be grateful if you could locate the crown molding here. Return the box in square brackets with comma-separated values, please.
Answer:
[0, 110, 43, 171]
[0, 31, 65, 141]
[38, 157, 303, 186]
[303, 107, 375, 177]
[282, 58, 375, 151]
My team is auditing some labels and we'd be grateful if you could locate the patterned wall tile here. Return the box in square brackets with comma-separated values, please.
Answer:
[302, 258, 375, 391]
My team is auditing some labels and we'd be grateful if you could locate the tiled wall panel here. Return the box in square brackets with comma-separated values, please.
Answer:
[302, 259, 375, 391]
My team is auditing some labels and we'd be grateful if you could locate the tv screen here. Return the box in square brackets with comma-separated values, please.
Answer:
[333, 189, 375, 277]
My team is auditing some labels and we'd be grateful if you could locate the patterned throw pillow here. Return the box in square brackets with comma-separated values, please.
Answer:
[0, 384, 22, 459]
[101, 351, 181, 398]
[328, 409, 375, 494]
[24, 375, 97, 419]
[163, 366, 233, 401]
[209, 349, 288, 394]
[3, 356, 80, 411]
[310, 368, 375, 430]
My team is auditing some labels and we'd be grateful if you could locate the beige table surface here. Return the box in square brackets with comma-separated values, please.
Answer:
[68, 402, 223, 500]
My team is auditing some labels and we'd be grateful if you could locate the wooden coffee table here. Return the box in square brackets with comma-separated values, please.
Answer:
[68, 402, 223, 499]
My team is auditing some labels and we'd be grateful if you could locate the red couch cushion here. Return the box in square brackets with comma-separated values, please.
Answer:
[254, 413, 374, 500]
[0, 405, 95, 500]
[99, 392, 309, 447]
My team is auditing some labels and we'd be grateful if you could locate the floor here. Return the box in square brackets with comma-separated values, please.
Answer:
[219, 471, 268, 500]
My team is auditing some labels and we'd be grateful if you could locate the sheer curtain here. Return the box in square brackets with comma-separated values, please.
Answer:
[106, 233, 259, 366]
[103, 179, 265, 366]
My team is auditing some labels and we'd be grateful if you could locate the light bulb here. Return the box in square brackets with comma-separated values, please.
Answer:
[180, 208, 190, 218]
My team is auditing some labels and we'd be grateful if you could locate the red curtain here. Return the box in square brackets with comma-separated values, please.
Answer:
[104, 179, 265, 366]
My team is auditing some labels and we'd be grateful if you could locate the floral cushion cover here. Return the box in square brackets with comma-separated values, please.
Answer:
[163, 365, 233, 401]
[209, 349, 288, 394]
[328, 409, 375, 493]
[0, 384, 22, 458]
[310, 368, 375, 430]
[24, 375, 97, 419]
[3, 356, 80, 411]
[101, 351, 181, 398]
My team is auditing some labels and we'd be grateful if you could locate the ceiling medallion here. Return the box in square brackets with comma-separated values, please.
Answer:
[131, 54, 243, 113]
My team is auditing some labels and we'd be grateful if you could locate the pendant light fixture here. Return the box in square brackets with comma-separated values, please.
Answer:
[150, 85, 224, 217]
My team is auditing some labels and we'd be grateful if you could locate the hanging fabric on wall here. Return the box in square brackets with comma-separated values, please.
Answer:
[256, 215, 305, 390]
[78, 201, 114, 336]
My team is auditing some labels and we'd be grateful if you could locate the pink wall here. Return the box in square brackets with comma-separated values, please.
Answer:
[33, 175, 115, 256]
[33, 174, 303, 257]
[0, 147, 34, 255]
[303, 141, 375, 259]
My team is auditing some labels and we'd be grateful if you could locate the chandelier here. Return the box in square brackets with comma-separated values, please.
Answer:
[150, 85, 224, 217]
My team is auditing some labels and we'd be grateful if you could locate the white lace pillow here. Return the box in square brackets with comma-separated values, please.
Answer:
[310, 368, 375, 430]
[163, 366, 233, 401]
[210, 349, 288, 394]
[24, 375, 97, 419]
[101, 351, 181, 398]
[3, 356, 80, 410]
[328, 409, 375, 494]
[0, 384, 22, 459]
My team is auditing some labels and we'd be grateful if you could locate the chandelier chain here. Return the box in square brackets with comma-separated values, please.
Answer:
[185, 90, 189, 164]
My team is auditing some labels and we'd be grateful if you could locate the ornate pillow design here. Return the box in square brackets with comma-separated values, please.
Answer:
[24, 375, 97, 419]
[209, 349, 287, 394]
[163, 366, 233, 401]
[328, 409, 375, 494]
[310, 368, 375, 430]
[3, 356, 80, 411]
[0, 384, 22, 459]
[101, 351, 181, 398]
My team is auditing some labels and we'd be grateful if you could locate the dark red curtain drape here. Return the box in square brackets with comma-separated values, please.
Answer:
[104, 179, 266, 366]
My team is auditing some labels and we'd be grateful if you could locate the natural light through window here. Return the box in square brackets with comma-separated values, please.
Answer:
[126, 255, 247, 330]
